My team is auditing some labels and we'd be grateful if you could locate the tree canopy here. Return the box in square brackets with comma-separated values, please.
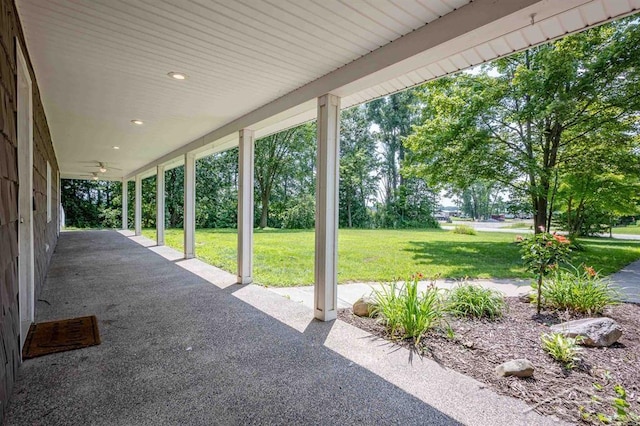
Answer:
[404, 18, 640, 233]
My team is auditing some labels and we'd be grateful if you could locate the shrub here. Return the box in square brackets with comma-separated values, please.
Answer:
[517, 230, 572, 314]
[445, 284, 506, 319]
[372, 275, 442, 344]
[541, 332, 582, 369]
[541, 264, 621, 315]
[453, 225, 477, 235]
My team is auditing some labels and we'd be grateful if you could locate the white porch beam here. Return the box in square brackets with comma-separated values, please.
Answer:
[156, 165, 165, 246]
[134, 175, 141, 236]
[237, 129, 255, 284]
[314, 94, 340, 322]
[122, 178, 128, 230]
[184, 153, 196, 259]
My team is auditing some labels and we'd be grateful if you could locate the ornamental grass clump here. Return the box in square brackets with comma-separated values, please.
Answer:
[445, 284, 506, 319]
[541, 264, 621, 315]
[517, 229, 572, 314]
[372, 274, 442, 345]
[453, 225, 477, 235]
[541, 332, 582, 369]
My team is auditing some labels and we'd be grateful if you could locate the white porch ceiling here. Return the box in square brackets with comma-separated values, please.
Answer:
[16, 0, 640, 180]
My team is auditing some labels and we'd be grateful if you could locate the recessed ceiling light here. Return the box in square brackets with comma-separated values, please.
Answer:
[131, 119, 144, 125]
[112, 146, 120, 150]
[168, 72, 187, 80]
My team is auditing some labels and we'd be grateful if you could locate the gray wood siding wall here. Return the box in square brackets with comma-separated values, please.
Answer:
[0, 0, 59, 418]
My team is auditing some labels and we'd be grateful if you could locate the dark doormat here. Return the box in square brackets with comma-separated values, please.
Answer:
[22, 315, 101, 359]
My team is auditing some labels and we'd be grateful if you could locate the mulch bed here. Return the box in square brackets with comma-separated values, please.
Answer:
[338, 298, 640, 424]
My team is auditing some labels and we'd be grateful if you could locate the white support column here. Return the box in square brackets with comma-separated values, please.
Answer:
[134, 175, 142, 236]
[122, 179, 128, 230]
[184, 153, 196, 259]
[156, 165, 165, 246]
[314, 93, 340, 321]
[237, 129, 255, 284]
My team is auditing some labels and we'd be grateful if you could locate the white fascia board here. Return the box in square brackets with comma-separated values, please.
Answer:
[126, 0, 565, 179]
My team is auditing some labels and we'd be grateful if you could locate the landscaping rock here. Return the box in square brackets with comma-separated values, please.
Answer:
[495, 359, 534, 378]
[518, 293, 533, 303]
[550, 317, 622, 347]
[353, 296, 377, 317]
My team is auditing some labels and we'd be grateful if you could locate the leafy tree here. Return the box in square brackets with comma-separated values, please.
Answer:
[405, 19, 640, 232]
[451, 181, 504, 220]
[254, 123, 315, 228]
[339, 106, 379, 228]
[367, 90, 438, 228]
[196, 150, 238, 228]
[165, 166, 184, 228]
[367, 90, 419, 208]
[62, 179, 122, 228]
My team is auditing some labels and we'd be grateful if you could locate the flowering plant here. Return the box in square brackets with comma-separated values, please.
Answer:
[517, 227, 572, 314]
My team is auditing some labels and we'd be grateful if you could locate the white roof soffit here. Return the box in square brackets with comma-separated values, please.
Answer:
[126, 0, 640, 179]
[16, 1, 638, 180]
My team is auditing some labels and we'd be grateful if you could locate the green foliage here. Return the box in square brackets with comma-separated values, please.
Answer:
[445, 284, 506, 319]
[367, 90, 438, 229]
[541, 332, 582, 369]
[196, 150, 239, 229]
[554, 171, 640, 237]
[339, 106, 379, 228]
[62, 179, 122, 228]
[519, 232, 572, 276]
[372, 275, 442, 345]
[540, 264, 621, 315]
[279, 194, 315, 229]
[581, 382, 640, 425]
[518, 230, 572, 313]
[255, 124, 316, 229]
[372, 179, 439, 229]
[404, 19, 640, 232]
[454, 181, 505, 221]
[452, 225, 477, 235]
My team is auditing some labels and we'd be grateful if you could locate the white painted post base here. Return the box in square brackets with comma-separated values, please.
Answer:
[237, 129, 255, 284]
[314, 94, 340, 321]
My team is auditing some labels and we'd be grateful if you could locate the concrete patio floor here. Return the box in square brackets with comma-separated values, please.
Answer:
[6, 231, 565, 425]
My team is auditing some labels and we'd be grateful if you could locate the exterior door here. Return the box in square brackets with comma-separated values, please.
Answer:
[16, 40, 34, 351]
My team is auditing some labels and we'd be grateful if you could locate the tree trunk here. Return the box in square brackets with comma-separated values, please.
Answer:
[260, 192, 269, 229]
[536, 273, 543, 315]
[534, 196, 548, 233]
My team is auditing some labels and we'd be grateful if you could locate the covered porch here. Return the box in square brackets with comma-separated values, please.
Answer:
[6, 230, 559, 425]
[5, 0, 640, 423]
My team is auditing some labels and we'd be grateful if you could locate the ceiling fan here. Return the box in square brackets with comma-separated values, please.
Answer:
[80, 161, 123, 174]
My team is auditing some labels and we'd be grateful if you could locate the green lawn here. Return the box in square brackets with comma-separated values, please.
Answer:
[141, 228, 640, 287]
[612, 225, 640, 235]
